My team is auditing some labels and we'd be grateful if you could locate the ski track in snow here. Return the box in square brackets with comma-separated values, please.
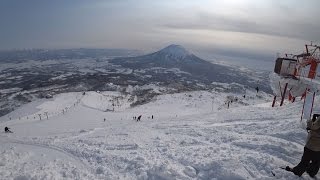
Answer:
[0, 139, 96, 179]
[1, 139, 90, 169]
[0, 90, 318, 179]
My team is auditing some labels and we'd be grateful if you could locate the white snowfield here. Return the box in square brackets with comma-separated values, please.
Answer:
[0, 90, 317, 179]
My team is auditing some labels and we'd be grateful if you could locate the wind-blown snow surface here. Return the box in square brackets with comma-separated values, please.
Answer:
[0, 90, 317, 179]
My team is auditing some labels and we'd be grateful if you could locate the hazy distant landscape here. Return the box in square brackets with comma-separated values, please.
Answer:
[0, 45, 270, 117]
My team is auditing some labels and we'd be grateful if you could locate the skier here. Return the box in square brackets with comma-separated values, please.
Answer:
[137, 115, 142, 122]
[255, 86, 259, 93]
[152, 115, 153, 119]
[286, 114, 320, 177]
[4, 127, 12, 133]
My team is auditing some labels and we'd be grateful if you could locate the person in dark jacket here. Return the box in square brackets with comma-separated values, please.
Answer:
[4, 127, 12, 133]
[137, 115, 142, 122]
[286, 114, 320, 177]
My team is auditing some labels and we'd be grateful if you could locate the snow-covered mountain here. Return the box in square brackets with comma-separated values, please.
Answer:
[0, 89, 315, 179]
[111, 44, 271, 92]
[0, 46, 271, 117]
[0, 45, 314, 179]
[156, 44, 191, 59]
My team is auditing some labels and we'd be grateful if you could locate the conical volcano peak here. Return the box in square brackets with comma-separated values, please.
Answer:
[158, 44, 191, 58]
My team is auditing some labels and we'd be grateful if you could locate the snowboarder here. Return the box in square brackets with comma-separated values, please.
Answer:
[4, 127, 12, 133]
[104, 118, 106, 122]
[137, 115, 142, 122]
[255, 86, 259, 93]
[286, 114, 320, 177]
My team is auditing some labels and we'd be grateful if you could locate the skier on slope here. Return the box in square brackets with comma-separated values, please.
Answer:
[137, 115, 142, 122]
[4, 127, 12, 133]
[286, 114, 320, 177]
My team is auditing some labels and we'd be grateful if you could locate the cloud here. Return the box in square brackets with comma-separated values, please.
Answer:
[0, 0, 319, 71]
[163, 11, 320, 41]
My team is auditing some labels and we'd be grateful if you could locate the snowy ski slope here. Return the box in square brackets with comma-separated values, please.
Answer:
[0, 90, 317, 179]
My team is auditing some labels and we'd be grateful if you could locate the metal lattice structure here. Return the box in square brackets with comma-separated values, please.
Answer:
[272, 43, 320, 108]
[295, 43, 320, 79]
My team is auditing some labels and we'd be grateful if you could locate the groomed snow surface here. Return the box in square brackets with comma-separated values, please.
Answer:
[0, 90, 316, 179]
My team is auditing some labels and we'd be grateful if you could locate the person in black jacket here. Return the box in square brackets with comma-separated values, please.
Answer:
[4, 127, 12, 133]
[137, 115, 142, 122]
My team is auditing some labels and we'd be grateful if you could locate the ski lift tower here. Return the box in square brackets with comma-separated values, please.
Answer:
[271, 43, 320, 120]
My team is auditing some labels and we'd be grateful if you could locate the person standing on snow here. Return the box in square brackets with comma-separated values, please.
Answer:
[286, 114, 320, 177]
[137, 115, 142, 122]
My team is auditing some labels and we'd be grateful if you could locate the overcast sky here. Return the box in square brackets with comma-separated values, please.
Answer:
[0, 0, 319, 69]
